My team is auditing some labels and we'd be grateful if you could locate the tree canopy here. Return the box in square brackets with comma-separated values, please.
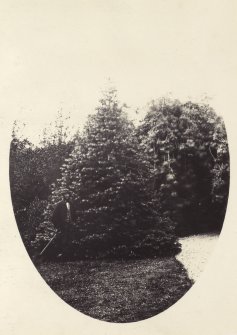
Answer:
[137, 98, 229, 235]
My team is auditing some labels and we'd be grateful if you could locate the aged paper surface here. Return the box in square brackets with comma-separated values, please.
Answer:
[0, 1, 237, 334]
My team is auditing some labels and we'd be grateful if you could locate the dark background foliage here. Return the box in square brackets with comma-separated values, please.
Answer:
[137, 98, 229, 235]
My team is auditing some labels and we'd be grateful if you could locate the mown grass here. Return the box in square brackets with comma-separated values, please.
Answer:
[37, 257, 193, 323]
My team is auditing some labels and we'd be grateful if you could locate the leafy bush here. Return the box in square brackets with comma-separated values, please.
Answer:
[14, 197, 47, 253]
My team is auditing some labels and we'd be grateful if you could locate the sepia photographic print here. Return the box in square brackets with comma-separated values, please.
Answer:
[9, 89, 229, 323]
[1, 0, 237, 334]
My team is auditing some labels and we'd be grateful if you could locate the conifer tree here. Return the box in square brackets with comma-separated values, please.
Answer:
[42, 89, 179, 258]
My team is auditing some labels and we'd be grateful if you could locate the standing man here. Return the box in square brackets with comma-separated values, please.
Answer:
[52, 191, 76, 258]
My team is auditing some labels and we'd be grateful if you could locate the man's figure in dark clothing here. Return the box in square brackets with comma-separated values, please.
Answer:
[52, 192, 76, 258]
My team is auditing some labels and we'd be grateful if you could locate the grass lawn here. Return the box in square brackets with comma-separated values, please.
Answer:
[36, 257, 193, 323]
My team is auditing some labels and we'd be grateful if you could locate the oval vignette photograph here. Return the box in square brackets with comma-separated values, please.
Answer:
[9, 92, 229, 323]
[6, 2, 230, 325]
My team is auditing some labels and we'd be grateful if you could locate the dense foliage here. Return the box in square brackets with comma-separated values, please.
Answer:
[9, 91, 229, 259]
[137, 98, 229, 235]
[42, 90, 179, 258]
[10, 114, 76, 250]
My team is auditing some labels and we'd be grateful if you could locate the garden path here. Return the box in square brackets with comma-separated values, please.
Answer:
[176, 233, 219, 281]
